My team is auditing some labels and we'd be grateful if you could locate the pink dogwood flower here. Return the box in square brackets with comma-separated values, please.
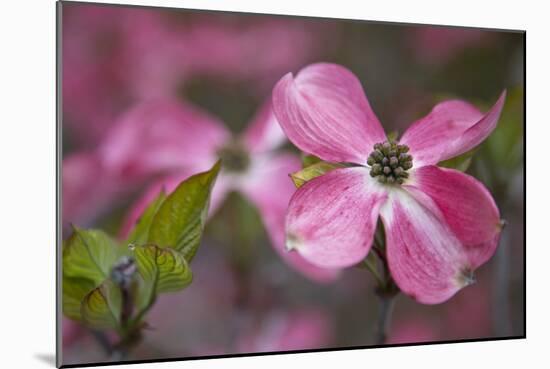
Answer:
[272, 63, 506, 303]
[103, 99, 338, 283]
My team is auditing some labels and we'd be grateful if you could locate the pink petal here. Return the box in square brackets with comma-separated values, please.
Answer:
[241, 153, 340, 283]
[242, 99, 287, 154]
[404, 166, 501, 268]
[400, 91, 506, 166]
[272, 63, 386, 164]
[380, 190, 473, 304]
[99, 99, 229, 179]
[284, 167, 387, 269]
[119, 172, 230, 241]
[267, 214, 341, 283]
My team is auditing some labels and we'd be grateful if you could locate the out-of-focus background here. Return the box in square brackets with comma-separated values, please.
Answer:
[61, 2, 524, 366]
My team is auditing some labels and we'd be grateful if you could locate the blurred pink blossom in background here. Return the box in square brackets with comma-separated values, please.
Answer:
[444, 279, 492, 339]
[388, 279, 492, 344]
[62, 5, 133, 147]
[134, 248, 333, 356]
[388, 320, 437, 345]
[111, 98, 339, 283]
[142, 248, 239, 355]
[236, 309, 332, 353]
[62, 153, 119, 229]
[62, 318, 84, 348]
[62, 4, 328, 146]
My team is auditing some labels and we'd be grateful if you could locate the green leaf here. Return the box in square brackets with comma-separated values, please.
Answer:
[133, 273, 155, 316]
[301, 154, 322, 168]
[290, 161, 344, 188]
[482, 87, 524, 170]
[63, 227, 120, 285]
[438, 148, 476, 172]
[125, 190, 167, 246]
[133, 244, 193, 293]
[62, 276, 96, 321]
[81, 279, 122, 330]
[148, 160, 221, 262]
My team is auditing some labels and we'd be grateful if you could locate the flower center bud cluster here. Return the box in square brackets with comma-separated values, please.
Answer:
[367, 141, 413, 185]
[217, 141, 250, 173]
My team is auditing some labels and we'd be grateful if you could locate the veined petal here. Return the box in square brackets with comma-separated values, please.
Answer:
[404, 166, 501, 268]
[272, 63, 386, 164]
[242, 99, 287, 154]
[380, 190, 473, 304]
[285, 167, 387, 269]
[400, 91, 506, 166]
[99, 99, 229, 178]
[240, 153, 340, 282]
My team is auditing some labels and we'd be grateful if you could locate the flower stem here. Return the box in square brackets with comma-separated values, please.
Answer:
[361, 257, 384, 286]
[369, 221, 399, 345]
[374, 292, 396, 345]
